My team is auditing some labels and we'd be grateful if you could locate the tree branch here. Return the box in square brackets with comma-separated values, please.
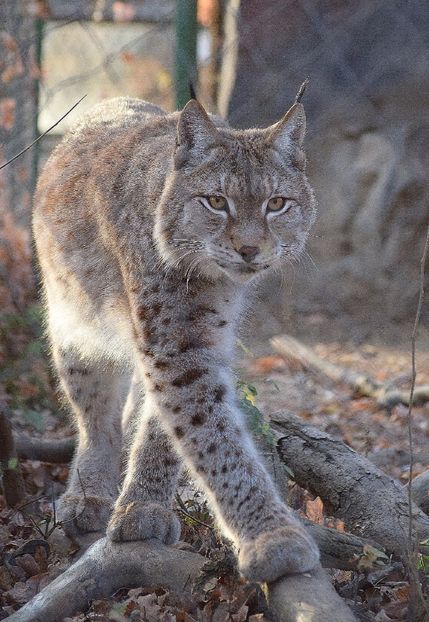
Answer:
[16, 434, 75, 463]
[304, 521, 385, 571]
[271, 412, 429, 551]
[0, 96, 86, 172]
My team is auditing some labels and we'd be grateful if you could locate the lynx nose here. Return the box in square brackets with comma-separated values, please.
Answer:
[238, 245, 259, 263]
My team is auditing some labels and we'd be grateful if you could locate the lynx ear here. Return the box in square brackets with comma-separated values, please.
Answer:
[266, 102, 306, 151]
[175, 100, 220, 169]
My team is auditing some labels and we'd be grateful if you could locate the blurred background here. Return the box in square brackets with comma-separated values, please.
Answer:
[1, 0, 429, 402]
[1, 5, 429, 618]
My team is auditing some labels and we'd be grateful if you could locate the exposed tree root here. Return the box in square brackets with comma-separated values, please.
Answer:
[267, 564, 357, 622]
[271, 412, 429, 551]
[271, 334, 429, 409]
[6, 537, 357, 622]
[304, 521, 384, 571]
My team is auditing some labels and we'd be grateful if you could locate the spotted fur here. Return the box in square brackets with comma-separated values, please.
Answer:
[33, 97, 319, 582]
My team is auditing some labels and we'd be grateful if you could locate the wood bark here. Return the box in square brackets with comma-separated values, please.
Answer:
[271, 412, 429, 551]
[6, 537, 357, 622]
[304, 521, 384, 571]
[271, 334, 429, 409]
[267, 565, 356, 622]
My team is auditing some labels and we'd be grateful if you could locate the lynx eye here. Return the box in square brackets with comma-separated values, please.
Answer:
[267, 197, 287, 212]
[208, 196, 227, 211]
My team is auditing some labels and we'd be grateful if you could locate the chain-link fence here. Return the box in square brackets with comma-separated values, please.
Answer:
[1, 0, 207, 219]
[1, 0, 428, 326]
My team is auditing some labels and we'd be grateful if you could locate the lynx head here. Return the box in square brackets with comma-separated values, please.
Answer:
[155, 98, 317, 284]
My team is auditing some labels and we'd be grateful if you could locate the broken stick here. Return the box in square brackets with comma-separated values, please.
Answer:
[271, 334, 429, 408]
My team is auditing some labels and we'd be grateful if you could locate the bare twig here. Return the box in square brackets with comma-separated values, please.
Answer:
[175, 493, 214, 530]
[13, 493, 46, 514]
[407, 222, 429, 543]
[406, 223, 429, 621]
[29, 515, 46, 540]
[271, 334, 429, 409]
[0, 95, 87, 172]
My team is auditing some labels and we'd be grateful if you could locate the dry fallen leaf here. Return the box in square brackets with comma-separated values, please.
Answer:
[249, 356, 286, 374]
[305, 496, 325, 525]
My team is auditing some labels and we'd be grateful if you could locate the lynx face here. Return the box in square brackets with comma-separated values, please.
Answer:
[155, 101, 317, 283]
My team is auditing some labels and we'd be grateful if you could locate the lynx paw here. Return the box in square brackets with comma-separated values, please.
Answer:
[57, 494, 113, 535]
[238, 524, 320, 583]
[107, 501, 181, 545]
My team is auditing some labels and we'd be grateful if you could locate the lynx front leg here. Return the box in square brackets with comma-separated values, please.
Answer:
[53, 346, 126, 535]
[147, 363, 319, 583]
[107, 379, 181, 544]
[124, 276, 319, 582]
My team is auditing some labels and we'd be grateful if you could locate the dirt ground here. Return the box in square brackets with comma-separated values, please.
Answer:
[1, 304, 429, 621]
[244, 312, 429, 479]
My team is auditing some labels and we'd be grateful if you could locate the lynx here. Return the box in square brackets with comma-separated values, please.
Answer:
[33, 95, 318, 583]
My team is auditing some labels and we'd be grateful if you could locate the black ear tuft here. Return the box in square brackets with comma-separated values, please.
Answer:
[189, 81, 197, 101]
[295, 77, 309, 104]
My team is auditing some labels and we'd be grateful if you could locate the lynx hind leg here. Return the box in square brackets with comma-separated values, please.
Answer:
[53, 344, 128, 535]
[107, 389, 181, 545]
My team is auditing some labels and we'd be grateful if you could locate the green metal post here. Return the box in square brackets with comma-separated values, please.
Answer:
[175, 0, 197, 109]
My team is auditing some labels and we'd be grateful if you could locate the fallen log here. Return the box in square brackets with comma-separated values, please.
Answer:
[271, 412, 429, 551]
[271, 334, 429, 409]
[15, 434, 75, 463]
[6, 537, 357, 622]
